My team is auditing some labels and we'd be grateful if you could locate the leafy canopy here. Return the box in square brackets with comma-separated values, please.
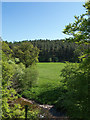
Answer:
[63, 1, 90, 43]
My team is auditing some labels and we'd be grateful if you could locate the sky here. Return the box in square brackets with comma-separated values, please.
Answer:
[2, 2, 86, 42]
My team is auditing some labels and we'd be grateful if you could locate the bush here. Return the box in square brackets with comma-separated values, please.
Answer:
[59, 62, 89, 120]
[22, 90, 31, 99]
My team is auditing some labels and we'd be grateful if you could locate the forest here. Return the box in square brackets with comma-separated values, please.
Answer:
[6, 39, 89, 63]
[0, 1, 90, 120]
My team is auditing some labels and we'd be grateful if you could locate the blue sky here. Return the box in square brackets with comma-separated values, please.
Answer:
[2, 2, 85, 42]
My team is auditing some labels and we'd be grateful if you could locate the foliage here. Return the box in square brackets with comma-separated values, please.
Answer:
[1, 41, 39, 119]
[59, 62, 88, 120]
[31, 40, 80, 62]
[2, 41, 13, 61]
[9, 41, 39, 67]
[63, 2, 90, 43]
[0, 41, 2, 120]
[11, 62, 25, 93]
[23, 65, 38, 88]
[12, 63, 38, 95]
[7, 39, 85, 63]
[2, 61, 25, 119]
[27, 109, 40, 120]
[59, 1, 90, 120]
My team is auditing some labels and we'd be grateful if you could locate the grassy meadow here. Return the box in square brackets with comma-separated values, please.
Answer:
[36, 62, 65, 88]
[22, 62, 66, 105]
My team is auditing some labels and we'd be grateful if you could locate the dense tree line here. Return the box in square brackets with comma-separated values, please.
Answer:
[31, 40, 79, 62]
[7, 39, 89, 63]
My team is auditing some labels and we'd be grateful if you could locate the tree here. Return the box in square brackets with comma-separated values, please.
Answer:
[21, 65, 38, 98]
[59, 1, 90, 120]
[2, 41, 13, 61]
[60, 62, 89, 120]
[2, 60, 25, 119]
[1, 41, 24, 119]
[12, 42, 39, 67]
[11, 62, 38, 95]
[31, 39, 80, 62]
[63, 2, 90, 43]
[1, 40, 39, 119]
[11, 62, 25, 93]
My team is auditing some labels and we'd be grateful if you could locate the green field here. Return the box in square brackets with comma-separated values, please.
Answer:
[36, 62, 65, 88]
[22, 62, 66, 105]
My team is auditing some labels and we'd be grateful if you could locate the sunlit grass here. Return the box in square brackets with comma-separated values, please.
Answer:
[36, 62, 65, 88]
